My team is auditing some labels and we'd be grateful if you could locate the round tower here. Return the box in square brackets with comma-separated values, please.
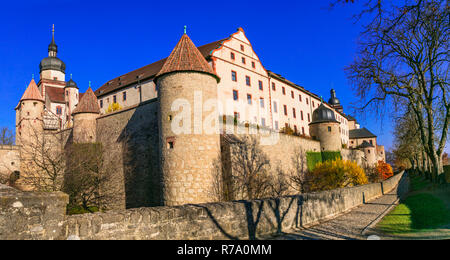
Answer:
[154, 32, 221, 206]
[72, 87, 100, 143]
[64, 76, 79, 127]
[359, 141, 377, 166]
[309, 103, 341, 151]
[16, 79, 45, 147]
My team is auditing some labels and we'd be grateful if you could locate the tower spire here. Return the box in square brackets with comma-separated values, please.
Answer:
[52, 24, 55, 43]
[48, 24, 58, 57]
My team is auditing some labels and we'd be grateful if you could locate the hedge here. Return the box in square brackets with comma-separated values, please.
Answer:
[322, 151, 342, 162]
[306, 152, 322, 171]
[306, 151, 342, 171]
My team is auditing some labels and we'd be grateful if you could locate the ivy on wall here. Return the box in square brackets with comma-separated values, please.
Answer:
[306, 151, 342, 171]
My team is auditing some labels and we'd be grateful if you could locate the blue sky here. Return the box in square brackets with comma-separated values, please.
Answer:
[0, 0, 445, 153]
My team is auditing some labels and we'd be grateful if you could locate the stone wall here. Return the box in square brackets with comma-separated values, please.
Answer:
[0, 184, 68, 240]
[0, 172, 407, 240]
[341, 148, 365, 167]
[0, 145, 20, 183]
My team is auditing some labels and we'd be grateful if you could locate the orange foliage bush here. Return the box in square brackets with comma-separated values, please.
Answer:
[376, 160, 394, 180]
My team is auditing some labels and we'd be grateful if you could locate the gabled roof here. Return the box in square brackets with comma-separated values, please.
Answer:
[349, 127, 377, 139]
[155, 33, 219, 82]
[45, 86, 65, 103]
[72, 87, 100, 115]
[20, 79, 44, 102]
[94, 39, 224, 98]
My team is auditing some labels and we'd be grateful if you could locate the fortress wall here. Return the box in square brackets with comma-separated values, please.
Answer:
[341, 148, 365, 167]
[96, 99, 161, 210]
[0, 145, 20, 183]
[221, 124, 321, 195]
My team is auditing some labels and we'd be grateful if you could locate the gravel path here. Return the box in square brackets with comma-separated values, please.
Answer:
[270, 186, 402, 240]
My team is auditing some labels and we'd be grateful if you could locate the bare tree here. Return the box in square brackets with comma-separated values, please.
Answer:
[216, 135, 272, 201]
[269, 166, 291, 197]
[19, 127, 67, 192]
[289, 147, 309, 193]
[63, 142, 123, 212]
[0, 127, 14, 145]
[346, 0, 449, 182]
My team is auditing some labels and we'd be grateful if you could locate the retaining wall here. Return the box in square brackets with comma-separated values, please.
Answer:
[0, 172, 408, 240]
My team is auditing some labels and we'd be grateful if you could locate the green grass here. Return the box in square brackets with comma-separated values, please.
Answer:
[410, 174, 429, 192]
[376, 174, 450, 236]
[377, 193, 450, 234]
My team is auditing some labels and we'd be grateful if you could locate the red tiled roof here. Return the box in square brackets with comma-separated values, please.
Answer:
[45, 86, 65, 103]
[20, 79, 44, 102]
[94, 39, 224, 97]
[73, 87, 100, 115]
[155, 33, 219, 82]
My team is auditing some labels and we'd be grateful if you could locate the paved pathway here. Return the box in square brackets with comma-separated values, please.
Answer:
[270, 186, 401, 240]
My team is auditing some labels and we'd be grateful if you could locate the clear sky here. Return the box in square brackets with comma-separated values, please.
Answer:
[0, 0, 447, 153]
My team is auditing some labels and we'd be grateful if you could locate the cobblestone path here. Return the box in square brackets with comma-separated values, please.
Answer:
[270, 186, 401, 240]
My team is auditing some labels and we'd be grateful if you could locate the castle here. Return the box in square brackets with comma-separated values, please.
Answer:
[0, 26, 386, 208]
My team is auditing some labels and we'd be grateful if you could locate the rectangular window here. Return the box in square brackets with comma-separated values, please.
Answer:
[247, 94, 252, 105]
[100, 100, 103, 108]
[258, 80, 263, 91]
[273, 101, 278, 113]
[328, 126, 332, 132]
[272, 82, 276, 91]
[302, 127, 305, 135]
[283, 105, 287, 116]
[312, 101, 315, 107]
[306, 98, 309, 105]
[294, 125, 298, 133]
[113, 95, 117, 103]
[123, 91, 127, 101]
[242, 57, 246, 64]
[293, 108, 296, 118]
[275, 121, 279, 130]
[230, 52, 235, 60]
[241, 44, 245, 51]
[56, 107, 62, 115]
[282, 87, 286, 95]
[301, 110, 304, 121]
[299, 95, 302, 102]
[246, 76, 251, 86]
[260, 98, 264, 108]
[231, 71, 237, 82]
[291, 91, 294, 99]
[308, 113, 310, 122]
[252, 61, 256, 68]
[234, 112, 240, 120]
[233, 90, 239, 101]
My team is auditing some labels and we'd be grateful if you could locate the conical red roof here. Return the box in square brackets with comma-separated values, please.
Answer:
[20, 79, 44, 102]
[155, 33, 219, 82]
[72, 87, 100, 115]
